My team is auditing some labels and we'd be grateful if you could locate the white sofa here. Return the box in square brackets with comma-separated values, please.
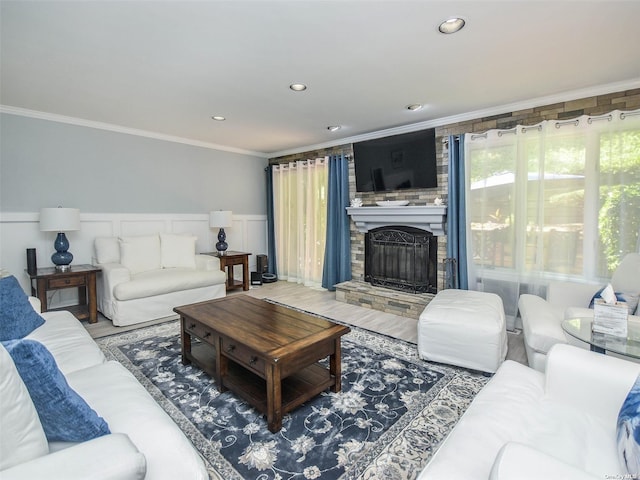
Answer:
[519, 252, 640, 371]
[0, 297, 208, 480]
[419, 343, 640, 480]
[94, 233, 226, 326]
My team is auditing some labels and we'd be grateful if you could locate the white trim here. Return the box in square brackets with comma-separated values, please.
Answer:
[0, 105, 268, 158]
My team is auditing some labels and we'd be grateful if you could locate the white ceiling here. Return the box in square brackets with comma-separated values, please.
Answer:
[2, 1, 640, 157]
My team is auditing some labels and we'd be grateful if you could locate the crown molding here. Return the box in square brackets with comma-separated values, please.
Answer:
[0, 105, 268, 158]
[269, 78, 640, 157]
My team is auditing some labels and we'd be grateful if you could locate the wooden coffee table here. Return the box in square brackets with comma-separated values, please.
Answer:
[174, 295, 351, 433]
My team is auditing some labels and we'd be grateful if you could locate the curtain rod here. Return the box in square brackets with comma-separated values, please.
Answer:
[468, 108, 640, 140]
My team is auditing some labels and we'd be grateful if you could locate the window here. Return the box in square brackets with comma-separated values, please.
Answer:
[465, 110, 640, 318]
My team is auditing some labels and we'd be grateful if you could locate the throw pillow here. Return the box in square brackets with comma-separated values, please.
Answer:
[3, 339, 110, 442]
[119, 235, 161, 275]
[617, 374, 640, 476]
[94, 236, 120, 264]
[0, 343, 48, 470]
[0, 275, 45, 341]
[160, 233, 197, 269]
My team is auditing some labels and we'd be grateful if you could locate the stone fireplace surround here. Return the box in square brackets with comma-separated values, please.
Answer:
[269, 137, 451, 320]
[336, 204, 448, 319]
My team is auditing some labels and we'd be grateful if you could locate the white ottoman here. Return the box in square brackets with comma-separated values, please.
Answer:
[417, 289, 508, 373]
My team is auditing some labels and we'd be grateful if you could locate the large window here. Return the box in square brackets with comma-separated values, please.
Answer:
[465, 110, 640, 318]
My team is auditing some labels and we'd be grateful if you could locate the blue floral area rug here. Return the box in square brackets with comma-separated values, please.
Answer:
[97, 308, 488, 480]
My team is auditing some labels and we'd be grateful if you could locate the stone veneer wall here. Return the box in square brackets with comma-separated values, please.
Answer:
[269, 88, 640, 317]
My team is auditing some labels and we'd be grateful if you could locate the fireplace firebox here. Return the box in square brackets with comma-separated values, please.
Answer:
[364, 226, 437, 294]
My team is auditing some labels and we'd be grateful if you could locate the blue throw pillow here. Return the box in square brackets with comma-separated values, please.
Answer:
[0, 275, 45, 341]
[617, 374, 640, 476]
[2, 339, 110, 442]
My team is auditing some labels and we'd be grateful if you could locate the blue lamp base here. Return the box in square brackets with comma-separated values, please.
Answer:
[216, 228, 228, 255]
[52, 232, 73, 271]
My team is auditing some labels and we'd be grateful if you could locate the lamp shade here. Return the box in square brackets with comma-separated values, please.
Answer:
[209, 210, 232, 228]
[39, 208, 81, 232]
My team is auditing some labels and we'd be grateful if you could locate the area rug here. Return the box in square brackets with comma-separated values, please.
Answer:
[96, 308, 488, 480]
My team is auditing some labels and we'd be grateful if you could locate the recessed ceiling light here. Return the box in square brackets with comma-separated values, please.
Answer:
[406, 104, 423, 111]
[290, 83, 307, 91]
[211, 115, 226, 121]
[327, 125, 341, 132]
[438, 17, 465, 34]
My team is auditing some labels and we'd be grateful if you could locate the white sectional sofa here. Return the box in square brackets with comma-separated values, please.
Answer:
[0, 296, 209, 480]
[94, 233, 226, 326]
[419, 343, 640, 480]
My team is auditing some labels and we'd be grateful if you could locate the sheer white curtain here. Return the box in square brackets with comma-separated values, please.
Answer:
[465, 109, 640, 325]
[272, 158, 328, 287]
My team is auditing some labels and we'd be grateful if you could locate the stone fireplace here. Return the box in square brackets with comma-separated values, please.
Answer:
[336, 205, 447, 319]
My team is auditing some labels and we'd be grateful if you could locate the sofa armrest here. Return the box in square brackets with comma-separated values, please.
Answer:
[97, 263, 131, 293]
[195, 254, 220, 271]
[28, 296, 42, 313]
[546, 281, 601, 309]
[490, 442, 599, 480]
[544, 343, 640, 424]
[0, 433, 146, 480]
[518, 294, 567, 354]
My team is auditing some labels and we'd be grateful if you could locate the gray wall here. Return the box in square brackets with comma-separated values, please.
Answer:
[0, 113, 268, 214]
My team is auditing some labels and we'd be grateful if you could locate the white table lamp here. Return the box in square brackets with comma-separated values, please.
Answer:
[40, 207, 81, 271]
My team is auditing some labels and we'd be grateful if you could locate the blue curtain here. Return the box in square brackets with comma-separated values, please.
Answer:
[446, 134, 468, 289]
[322, 154, 351, 290]
[265, 166, 277, 275]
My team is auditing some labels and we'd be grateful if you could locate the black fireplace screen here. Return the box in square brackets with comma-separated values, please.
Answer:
[365, 226, 437, 294]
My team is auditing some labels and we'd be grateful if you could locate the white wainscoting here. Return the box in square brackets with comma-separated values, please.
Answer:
[0, 212, 268, 308]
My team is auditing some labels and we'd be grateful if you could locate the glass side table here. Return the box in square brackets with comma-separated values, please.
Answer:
[562, 317, 640, 359]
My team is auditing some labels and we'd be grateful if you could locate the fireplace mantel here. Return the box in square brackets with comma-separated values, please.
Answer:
[346, 205, 447, 236]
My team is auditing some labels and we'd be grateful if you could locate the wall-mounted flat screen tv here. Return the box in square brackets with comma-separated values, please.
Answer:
[353, 128, 437, 192]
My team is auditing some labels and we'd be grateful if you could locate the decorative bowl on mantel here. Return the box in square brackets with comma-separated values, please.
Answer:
[375, 200, 410, 207]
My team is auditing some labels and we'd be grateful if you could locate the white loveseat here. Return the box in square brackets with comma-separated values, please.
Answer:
[518, 252, 640, 371]
[419, 343, 640, 480]
[0, 298, 208, 480]
[94, 233, 226, 326]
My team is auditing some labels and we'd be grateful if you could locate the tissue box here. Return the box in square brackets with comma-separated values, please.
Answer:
[593, 299, 628, 337]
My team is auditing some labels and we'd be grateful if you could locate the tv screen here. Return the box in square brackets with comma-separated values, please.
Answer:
[353, 129, 437, 192]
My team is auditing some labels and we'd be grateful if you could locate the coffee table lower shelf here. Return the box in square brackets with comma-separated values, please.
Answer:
[184, 340, 336, 431]
[223, 361, 334, 417]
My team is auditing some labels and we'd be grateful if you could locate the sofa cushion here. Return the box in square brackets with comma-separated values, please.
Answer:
[617, 374, 640, 476]
[119, 235, 161, 275]
[0, 343, 48, 470]
[0, 276, 45, 341]
[94, 236, 120, 264]
[3, 339, 110, 442]
[113, 268, 224, 301]
[66, 361, 208, 480]
[160, 233, 196, 269]
[26, 310, 106, 376]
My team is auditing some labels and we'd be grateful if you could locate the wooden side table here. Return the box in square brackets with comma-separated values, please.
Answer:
[27, 264, 101, 323]
[202, 251, 251, 291]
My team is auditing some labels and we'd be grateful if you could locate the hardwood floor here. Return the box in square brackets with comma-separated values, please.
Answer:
[85, 281, 528, 365]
